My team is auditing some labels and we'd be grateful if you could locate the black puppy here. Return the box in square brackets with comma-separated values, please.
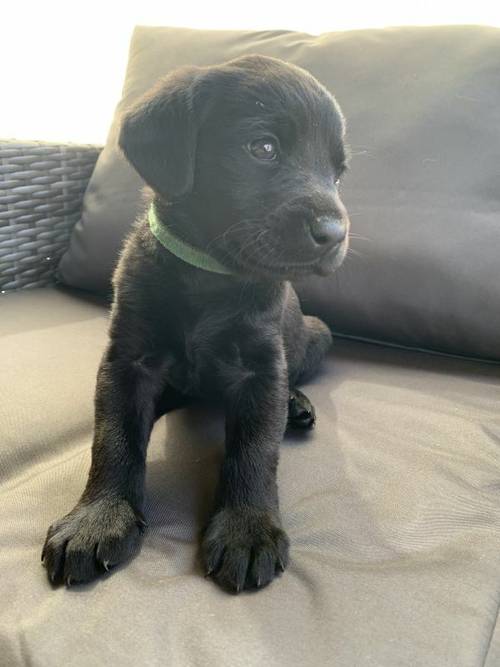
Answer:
[42, 55, 349, 593]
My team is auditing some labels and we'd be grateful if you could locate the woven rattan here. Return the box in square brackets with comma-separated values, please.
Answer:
[0, 140, 100, 291]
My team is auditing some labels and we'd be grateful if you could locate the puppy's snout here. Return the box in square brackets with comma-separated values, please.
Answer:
[309, 216, 346, 248]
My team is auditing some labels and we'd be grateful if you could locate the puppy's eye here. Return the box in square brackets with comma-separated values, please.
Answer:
[248, 137, 278, 161]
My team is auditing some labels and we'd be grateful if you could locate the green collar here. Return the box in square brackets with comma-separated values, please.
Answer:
[148, 205, 234, 275]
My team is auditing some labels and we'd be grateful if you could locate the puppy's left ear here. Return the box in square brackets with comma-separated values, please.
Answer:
[118, 67, 207, 200]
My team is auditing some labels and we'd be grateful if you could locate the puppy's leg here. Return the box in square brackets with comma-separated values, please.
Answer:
[286, 316, 332, 429]
[291, 315, 332, 385]
[202, 341, 289, 593]
[42, 344, 172, 585]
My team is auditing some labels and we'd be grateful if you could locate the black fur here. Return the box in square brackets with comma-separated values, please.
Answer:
[42, 55, 350, 593]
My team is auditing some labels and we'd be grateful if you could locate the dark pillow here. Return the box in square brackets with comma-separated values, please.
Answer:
[58, 25, 500, 361]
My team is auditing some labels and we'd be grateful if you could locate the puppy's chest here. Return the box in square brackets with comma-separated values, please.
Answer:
[164, 311, 267, 398]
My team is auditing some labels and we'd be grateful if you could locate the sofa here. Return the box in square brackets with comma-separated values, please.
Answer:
[1, 24, 499, 667]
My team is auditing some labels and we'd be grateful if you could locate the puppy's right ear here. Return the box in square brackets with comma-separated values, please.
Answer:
[118, 67, 205, 200]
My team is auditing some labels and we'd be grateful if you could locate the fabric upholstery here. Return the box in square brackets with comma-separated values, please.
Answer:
[1, 286, 499, 666]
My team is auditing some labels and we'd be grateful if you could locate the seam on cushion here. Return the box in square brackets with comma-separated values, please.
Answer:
[331, 332, 500, 366]
[482, 595, 500, 666]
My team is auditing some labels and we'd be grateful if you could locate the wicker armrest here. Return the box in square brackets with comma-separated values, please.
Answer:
[0, 139, 101, 292]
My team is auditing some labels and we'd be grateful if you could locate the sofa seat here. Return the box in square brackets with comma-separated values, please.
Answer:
[1, 286, 499, 666]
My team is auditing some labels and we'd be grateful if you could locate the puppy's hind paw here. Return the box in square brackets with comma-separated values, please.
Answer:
[287, 388, 316, 429]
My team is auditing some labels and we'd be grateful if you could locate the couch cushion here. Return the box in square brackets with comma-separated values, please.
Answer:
[58, 24, 500, 361]
[1, 286, 499, 666]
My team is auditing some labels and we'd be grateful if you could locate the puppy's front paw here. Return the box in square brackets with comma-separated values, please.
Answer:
[202, 508, 289, 593]
[42, 497, 146, 586]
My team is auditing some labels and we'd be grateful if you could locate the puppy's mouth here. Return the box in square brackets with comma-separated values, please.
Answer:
[216, 229, 348, 280]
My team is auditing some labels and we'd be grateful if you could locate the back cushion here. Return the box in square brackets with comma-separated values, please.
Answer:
[58, 25, 500, 360]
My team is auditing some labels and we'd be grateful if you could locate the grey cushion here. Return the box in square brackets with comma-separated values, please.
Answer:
[58, 25, 500, 361]
[1, 286, 499, 665]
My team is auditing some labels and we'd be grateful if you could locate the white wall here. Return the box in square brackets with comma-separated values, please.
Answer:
[1, 0, 499, 144]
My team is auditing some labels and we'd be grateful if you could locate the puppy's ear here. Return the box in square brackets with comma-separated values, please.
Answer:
[119, 67, 206, 200]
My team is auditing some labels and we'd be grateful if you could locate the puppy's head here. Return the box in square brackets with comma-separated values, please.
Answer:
[119, 55, 349, 278]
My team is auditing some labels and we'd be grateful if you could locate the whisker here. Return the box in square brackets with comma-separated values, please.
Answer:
[214, 223, 272, 269]
[348, 233, 372, 242]
[231, 228, 270, 264]
[205, 219, 259, 253]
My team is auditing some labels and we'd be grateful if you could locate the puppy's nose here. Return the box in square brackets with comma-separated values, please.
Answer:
[309, 216, 346, 247]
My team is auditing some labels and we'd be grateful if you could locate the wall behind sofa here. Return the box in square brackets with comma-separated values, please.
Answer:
[1, 0, 500, 144]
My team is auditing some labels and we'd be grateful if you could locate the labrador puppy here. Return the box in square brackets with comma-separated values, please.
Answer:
[42, 55, 350, 593]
